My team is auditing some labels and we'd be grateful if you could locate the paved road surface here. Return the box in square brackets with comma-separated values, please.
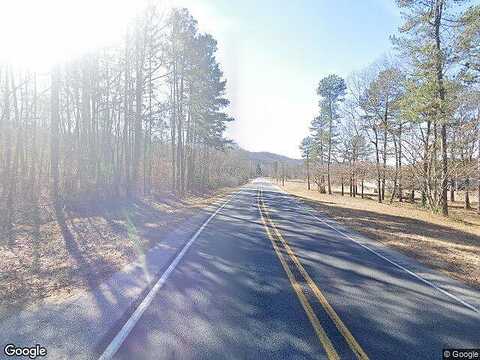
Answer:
[103, 179, 479, 360]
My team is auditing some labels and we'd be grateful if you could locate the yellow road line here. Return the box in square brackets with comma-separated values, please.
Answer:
[260, 189, 369, 360]
[257, 189, 340, 360]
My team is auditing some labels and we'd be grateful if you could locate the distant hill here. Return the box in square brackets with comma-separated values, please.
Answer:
[227, 144, 303, 177]
[228, 143, 301, 165]
[243, 151, 302, 165]
[232, 143, 303, 165]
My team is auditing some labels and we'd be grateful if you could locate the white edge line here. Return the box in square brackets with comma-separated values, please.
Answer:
[98, 189, 241, 360]
[271, 183, 480, 316]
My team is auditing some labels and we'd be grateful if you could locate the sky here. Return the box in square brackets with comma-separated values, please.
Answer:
[0, 0, 402, 159]
[173, 0, 403, 158]
[0, 0, 150, 67]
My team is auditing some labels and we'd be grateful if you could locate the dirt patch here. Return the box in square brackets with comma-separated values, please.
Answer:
[0, 187, 237, 312]
[281, 180, 480, 290]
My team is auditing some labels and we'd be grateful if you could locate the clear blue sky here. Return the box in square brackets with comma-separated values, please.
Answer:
[175, 0, 403, 158]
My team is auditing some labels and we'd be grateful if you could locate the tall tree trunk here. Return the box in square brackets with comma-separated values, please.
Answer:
[374, 129, 382, 203]
[398, 123, 403, 202]
[306, 153, 310, 190]
[133, 40, 144, 197]
[422, 120, 431, 207]
[176, 58, 185, 195]
[465, 176, 471, 210]
[390, 134, 398, 204]
[450, 179, 455, 202]
[51, 67, 61, 206]
[8, 73, 21, 244]
[327, 101, 333, 194]
[2, 69, 12, 234]
[29, 73, 38, 201]
[2, 69, 12, 235]
[171, 66, 176, 192]
[353, 173, 356, 197]
[434, 0, 448, 216]
[478, 136, 480, 215]
[382, 100, 388, 201]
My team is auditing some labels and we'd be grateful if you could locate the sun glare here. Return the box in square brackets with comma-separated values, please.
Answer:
[0, 0, 150, 70]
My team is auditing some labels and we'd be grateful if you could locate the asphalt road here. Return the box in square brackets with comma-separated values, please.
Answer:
[106, 179, 480, 360]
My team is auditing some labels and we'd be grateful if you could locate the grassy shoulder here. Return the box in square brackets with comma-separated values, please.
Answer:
[0, 186, 238, 313]
[280, 179, 480, 290]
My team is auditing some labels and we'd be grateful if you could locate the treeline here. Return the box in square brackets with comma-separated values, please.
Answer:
[0, 6, 250, 234]
[300, 0, 480, 216]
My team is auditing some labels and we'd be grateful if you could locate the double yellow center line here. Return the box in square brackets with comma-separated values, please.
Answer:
[257, 187, 368, 360]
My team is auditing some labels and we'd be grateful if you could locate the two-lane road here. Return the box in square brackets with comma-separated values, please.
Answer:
[104, 179, 480, 359]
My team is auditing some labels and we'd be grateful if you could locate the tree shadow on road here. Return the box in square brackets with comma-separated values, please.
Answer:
[266, 189, 480, 290]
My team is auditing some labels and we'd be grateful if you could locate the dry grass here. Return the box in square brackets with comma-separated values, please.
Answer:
[281, 180, 480, 290]
[0, 187, 236, 312]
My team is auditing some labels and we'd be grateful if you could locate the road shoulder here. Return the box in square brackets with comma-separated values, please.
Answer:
[0, 188, 239, 360]
[275, 181, 480, 315]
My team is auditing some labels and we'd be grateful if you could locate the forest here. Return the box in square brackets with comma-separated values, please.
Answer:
[0, 6, 253, 239]
[299, 1, 480, 217]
